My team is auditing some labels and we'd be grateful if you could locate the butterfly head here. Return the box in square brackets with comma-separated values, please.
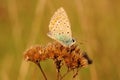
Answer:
[67, 38, 76, 47]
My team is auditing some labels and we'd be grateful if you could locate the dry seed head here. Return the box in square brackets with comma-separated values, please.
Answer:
[24, 45, 47, 62]
[24, 41, 92, 70]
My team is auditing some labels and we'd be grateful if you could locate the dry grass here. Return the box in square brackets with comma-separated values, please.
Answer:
[0, 0, 120, 80]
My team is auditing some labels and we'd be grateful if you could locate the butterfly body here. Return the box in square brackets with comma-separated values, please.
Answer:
[47, 7, 76, 47]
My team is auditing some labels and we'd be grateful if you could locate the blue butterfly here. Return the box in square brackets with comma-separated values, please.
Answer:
[47, 7, 76, 47]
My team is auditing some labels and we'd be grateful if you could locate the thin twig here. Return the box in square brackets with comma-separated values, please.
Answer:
[36, 62, 47, 80]
[60, 69, 72, 80]
[55, 59, 62, 80]
[56, 68, 62, 80]
[57, 70, 60, 80]
[73, 69, 79, 78]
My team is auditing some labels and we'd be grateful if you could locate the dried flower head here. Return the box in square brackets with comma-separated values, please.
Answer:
[24, 41, 92, 79]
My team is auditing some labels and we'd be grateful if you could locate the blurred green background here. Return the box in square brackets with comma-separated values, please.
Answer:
[0, 0, 120, 80]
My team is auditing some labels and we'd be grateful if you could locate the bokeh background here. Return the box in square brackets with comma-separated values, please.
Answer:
[0, 0, 120, 80]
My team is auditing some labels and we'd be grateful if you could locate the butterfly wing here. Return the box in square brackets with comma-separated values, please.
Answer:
[47, 7, 75, 46]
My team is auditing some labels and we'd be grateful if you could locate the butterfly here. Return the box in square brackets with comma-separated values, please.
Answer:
[47, 7, 76, 47]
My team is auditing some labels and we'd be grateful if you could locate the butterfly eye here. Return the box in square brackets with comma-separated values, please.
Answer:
[72, 39, 75, 42]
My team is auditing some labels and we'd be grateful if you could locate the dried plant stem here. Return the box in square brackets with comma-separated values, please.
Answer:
[55, 60, 62, 80]
[57, 71, 61, 80]
[56, 68, 63, 80]
[73, 69, 79, 78]
[60, 69, 72, 80]
[36, 62, 47, 80]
